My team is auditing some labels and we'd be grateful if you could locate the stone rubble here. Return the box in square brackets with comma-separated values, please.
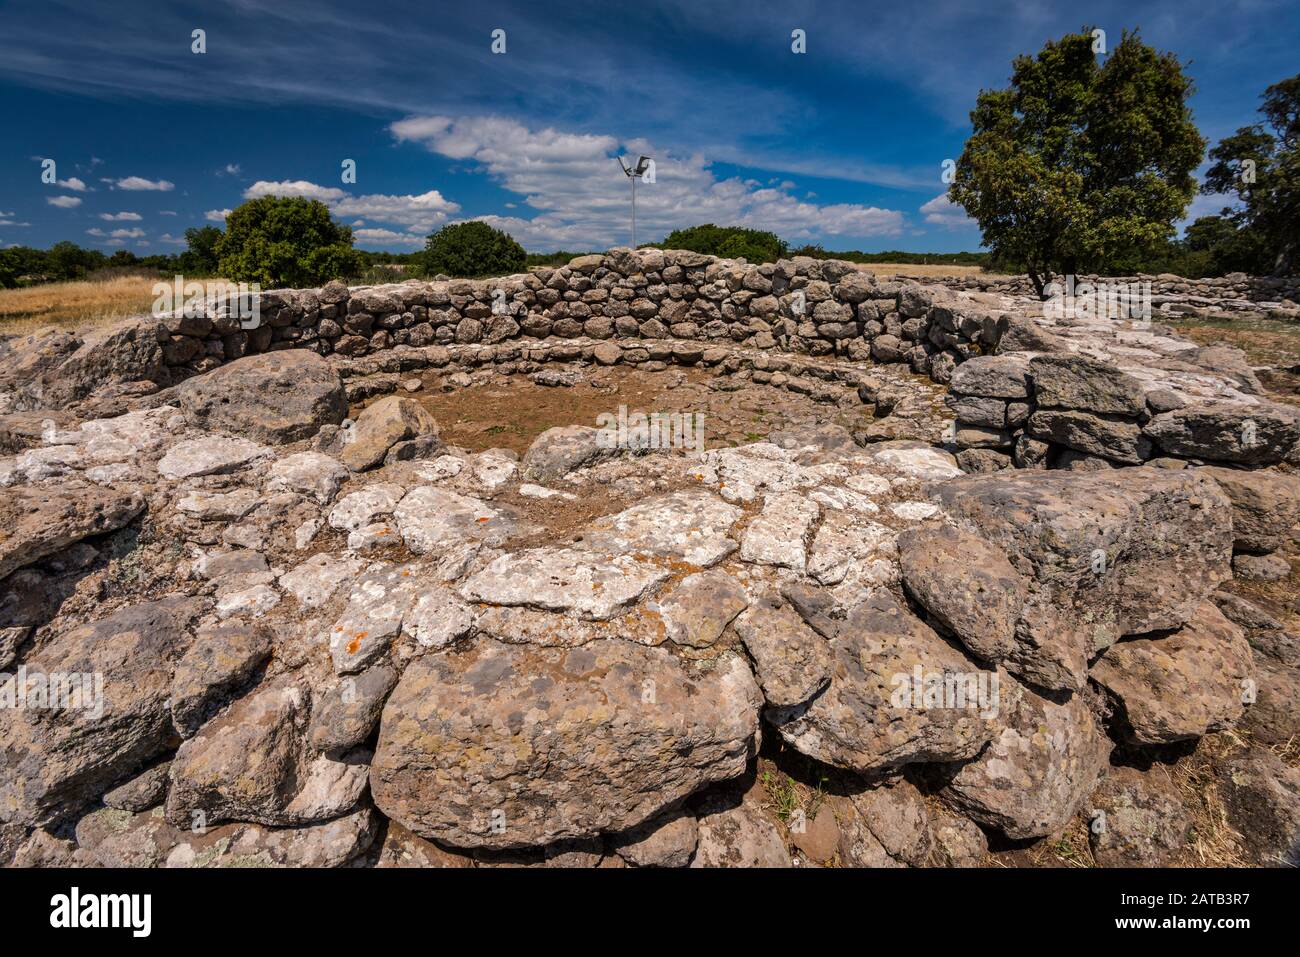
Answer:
[0, 248, 1295, 869]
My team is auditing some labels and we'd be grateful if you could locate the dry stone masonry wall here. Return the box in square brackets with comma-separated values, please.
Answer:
[3, 248, 1296, 476]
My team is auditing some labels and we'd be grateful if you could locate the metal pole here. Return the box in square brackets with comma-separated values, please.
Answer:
[631, 173, 637, 248]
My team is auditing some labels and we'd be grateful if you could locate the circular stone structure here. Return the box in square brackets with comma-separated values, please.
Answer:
[0, 249, 1297, 869]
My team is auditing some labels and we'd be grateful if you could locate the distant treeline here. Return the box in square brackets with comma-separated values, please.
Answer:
[0, 218, 1260, 290]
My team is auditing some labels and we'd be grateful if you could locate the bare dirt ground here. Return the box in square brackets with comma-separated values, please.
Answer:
[0, 274, 162, 331]
[395, 365, 878, 455]
[1169, 314, 1300, 408]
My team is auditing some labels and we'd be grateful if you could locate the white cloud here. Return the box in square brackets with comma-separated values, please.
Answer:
[243, 180, 347, 203]
[46, 195, 82, 208]
[221, 163, 241, 175]
[0, 218, 31, 227]
[353, 227, 426, 247]
[205, 209, 232, 222]
[159, 233, 187, 245]
[110, 228, 145, 238]
[57, 176, 87, 191]
[85, 227, 105, 236]
[389, 114, 906, 250]
[244, 181, 460, 234]
[114, 176, 174, 191]
[160, 210, 178, 216]
[100, 211, 142, 221]
[920, 192, 973, 229]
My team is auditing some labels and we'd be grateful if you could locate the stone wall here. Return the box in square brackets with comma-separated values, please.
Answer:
[947, 352, 1300, 472]
[3, 248, 1297, 473]
[926, 271, 1300, 315]
[53, 248, 991, 401]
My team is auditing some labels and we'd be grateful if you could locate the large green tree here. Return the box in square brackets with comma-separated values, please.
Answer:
[422, 221, 526, 278]
[216, 196, 363, 287]
[949, 28, 1205, 295]
[1199, 73, 1300, 275]
[179, 225, 223, 275]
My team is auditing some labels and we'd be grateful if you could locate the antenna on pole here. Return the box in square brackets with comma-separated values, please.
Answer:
[617, 155, 652, 248]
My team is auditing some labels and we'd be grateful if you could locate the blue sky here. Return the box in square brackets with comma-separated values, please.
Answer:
[1, 0, 1296, 254]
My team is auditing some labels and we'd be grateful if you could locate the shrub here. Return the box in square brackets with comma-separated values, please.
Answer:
[423, 221, 526, 277]
[658, 224, 787, 263]
[215, 197, 363, 288]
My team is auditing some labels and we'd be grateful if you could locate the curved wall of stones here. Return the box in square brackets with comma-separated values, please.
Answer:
[927, 271, 1300, 312]
[169, 248, 989, 387]
[3, 248, 1297, 473]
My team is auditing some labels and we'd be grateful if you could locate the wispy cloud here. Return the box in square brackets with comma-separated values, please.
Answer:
[387, 114, 906, 250]
[919, 192, 973, 229]
[113, 176, 174, 191]
[46, 195, 81, 208]
[244, 180, 460, 234]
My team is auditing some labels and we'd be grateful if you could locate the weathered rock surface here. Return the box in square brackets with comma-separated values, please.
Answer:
[1198, 465, 1300, 554]
[0, 597, 204, 826]
[655, 569, 748, 648]
[733, 596, 833, 708]
[0, 483, 144, 581]
[1216, 748, 1300, 867]
[521, 425, 615, 483]
[267, 451, 349, 505]
[309, 663, 399, 753]
[898, 524, 1026, 662]
[1028, 354, 1146, 416]
[157, 435, 270, 480]
[76, 804, 378, 868]
[933, 467, 1233, 690]
[1144, 401, 1300, 465]
[613, 809, 699, 868]
[1091, 600, 1254, 744]
[1087, 765, 1191, 867]
[690, 784, 792, 868]
[166, 676, 370, 828]
[169, 619, 272, 737]
[582, 490, 741, 568]
[371, 640, 761, 848]
[102, 761, 171, 814]
[460, 547, 671, 621]
[178, 351, 347, 443]
[341, 395, 440, 472]
[770, 589, 995, 774]
[943, 677, 1110, 840]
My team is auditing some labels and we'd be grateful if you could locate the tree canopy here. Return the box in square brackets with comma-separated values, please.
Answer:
[215, 196, 363, 288]
[1197, 73, 1300, 275]
[949, 28, 1205, 295]
[657, 224, 787, 263]
[422, 221, 526, 278]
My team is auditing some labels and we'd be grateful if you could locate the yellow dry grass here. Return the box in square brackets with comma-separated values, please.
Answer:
[0, 274, 165, 333]
[864, 263, 1009, 279]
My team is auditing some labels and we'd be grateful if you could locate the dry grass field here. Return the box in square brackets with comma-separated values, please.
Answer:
[0, 274, 163, 333]
[863, 263, 1006, 279]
